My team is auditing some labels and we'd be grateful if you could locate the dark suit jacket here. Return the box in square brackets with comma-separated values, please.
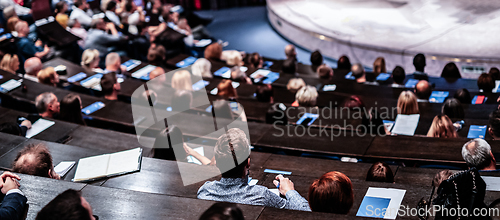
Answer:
[0, 192, 27, 220]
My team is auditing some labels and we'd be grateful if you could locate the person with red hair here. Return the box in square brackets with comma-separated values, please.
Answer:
[308, 171, 354, 214]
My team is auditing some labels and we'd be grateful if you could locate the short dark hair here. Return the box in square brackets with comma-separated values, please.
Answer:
[199, 202, 244, 220]
[0, 122, 23, 136]
[281, 59, 296, 74]
[310, 50, 323, 66]
[442, 98, 464, 120]
[74, 0, 85, 8]
[256, 85, 273, 102]
[477, 73, 495, 93]
[12, 143, 53, 178]
[441, 62, 461, 78]
[248, 52, 261, 68]
[489, 110, 500, 138]
[489, 67, 500, 81]
[266, 103, 288, 125]
[100, 72, 117, 96]
[215, 128, 250, 178]
[392, 66, 405, 84]
[153, 126, 187, 161]
[36, 189, 92, 220]
[366, 161, 394, 183]
[337, 55, 351, 70]
[308, 171, 353, 214]
[413, 53, 426, 71]
[454, 88, 471, 104]
[55, 1, 66, 14]
[106, 0, 117, 11]
[59, 93, 85, 125]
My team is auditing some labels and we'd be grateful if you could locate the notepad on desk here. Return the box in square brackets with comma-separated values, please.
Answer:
[467, 125, 487, 139]
[132, 65, 156, 80]
[26, 118, 55, 138]
[194, 39, 212, 47]
[404, 79, 419, 88]
[391, 114, 420, 136]
[54, 161, 76, 177]
[122, 59, 141, 71]
[345, 71, 355, 80]
[472, 95, 487, 105]
[80, 74, 103, 91]
[0, 79, 21, 93]
[296, 113, 319, 126]
[73, 148, 142, 182]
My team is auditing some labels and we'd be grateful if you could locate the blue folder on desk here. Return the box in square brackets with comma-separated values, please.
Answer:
[214, 67, 231, 78]
[376, 73, 390, 81]
[192, 80, 209, 91]
[467, 125, 487, 139]
[262, 72, 279, 84]
[356, 196, 391, 218]
[67, 72, 87, 83]
[296, 113, 319, 126]
[176, 57, 197, 68]
[405, 79, 419, 88]
[82, 102, 105, 115]
[429, 91, 449, 103]
[345, 72, 355, 80]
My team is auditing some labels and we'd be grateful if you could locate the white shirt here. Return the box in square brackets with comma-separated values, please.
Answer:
[0, 0, 30, 16]
[105, 11, 121, 25]
[70, 6, 93, 27]
[69, 27, 87, 48]
[6, 189, 24, 196]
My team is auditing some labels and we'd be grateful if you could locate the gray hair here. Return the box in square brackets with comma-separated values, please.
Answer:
[351, 63, 364, 79]
[295, 85, 318, 107]
[462, 138, 493, 170]
[35, 92, 56, 113]
[191, 58, 212, 78]
[105, 52, 120, 67]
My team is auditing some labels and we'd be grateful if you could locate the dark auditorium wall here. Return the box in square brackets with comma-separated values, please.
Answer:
[164, 0, 266, 10]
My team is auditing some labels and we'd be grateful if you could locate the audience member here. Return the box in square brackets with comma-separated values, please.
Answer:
[366, 161, 394, 183]
[199, 202, 244, 220]
[256, 84, 273, 103]
[0, 171, 27, 220]
[441, 62, 461, 78]
[147, 44, 166, 67]
[35, 189, 97, 220]
[281, 58, 296, 75]
[231, 66, 251, 84]
[317, 64, 333, 79]
[70, 0, 93, 27]
[286, 78, 305, 93]
[15, 21, 50, 59]
[217, 79, 237, 99]
[84, 18, 125, 57]
[308, 171, 353, 214]
[266, 103, 288, 125]
[191, 58, 212, 79]
[310, 50, 323, 72]
[361, 108, 387, 136]
[23, 57, 42, 81]
[0, 53, 19, 74]
[247, 52, 263, 69]
[81, 49, 102, 73]
[171, 70, 193, 91]
[351, 63, 365, 83]
[211, 99, 244, 121]
[35, 92, 60, 118]
[12, 143, 60, 179]
[415, 80, 432, 102]
[223, 50, 244, 66]
[442, 98, 465, 120]
[364, 72, 378, 85]
[427, 115, 458, 138]
[100, 72, 120, 100]
[37, 67, 60, 87]
[413, 53, 428, 80]
[284, 44, 297, 61]
[122, 1, 146, 35]
[462, 139, 496, 171]
[0, 0, 30, 19]
[204, 43, 223, 61]
[104, 0, 121, 26]
[54, 1, 69, 28]
[68, 19, 88, 49]
[343, 95, 365, 110]
[477, 73, 495, 93]
[432, 170, 453, 188]
[0, 121, 31, 136]
[373, 57, 386, 76]
[6, 16, 18, 33]
[489, 110, 500, 140]
[104, 52, 124, 74]
[391, 66, 405, 87]
[149, 67, 165, 80]
[397, 91, 419, 115]
[3, 6, 16, 23]
[171, 89, 192, 112]
[489, 67, 500, 81]
[454, 88, 472, 104]
[153, 125, 210, 165]
[337, 55, 351, 70]
[59, 93, 86, 125]
[198, 128, 310, 211]
[295, 85, 318, 107]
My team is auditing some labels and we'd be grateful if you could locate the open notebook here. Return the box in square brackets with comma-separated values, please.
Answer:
[73, 148, 143, 182]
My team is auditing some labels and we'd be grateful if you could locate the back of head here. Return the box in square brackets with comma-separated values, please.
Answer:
[147, 45, 166, 65]
[462, 139, 493, 170]
[366, 162, 394, 183]
[55, 1, 66, 14]
[477, 73, 495, 93]
[35, 92, 56, 114]
[153, 126, 187, 161]
[12, 143, 53, 177]
[204, 43, 223, 60]
[217, 79, 237, 99]
[230, 67, 246, 83]
[413, 53, 426, 72]
[373, 57, 386, 75]
[415, 80, 432, 99]
[392, 66, 405, 84]
[149, 67, 165, 80]
[317, 64, 333, 79]
[489, 67, 500, 81]
[35, 189, 91, 220]
[427, 114, 457, 138]
[489, 109, 500, 138]
[224, 51, 243, 66]
[397, 91, 419, 114]
[100, 72, 117, 96]
[441, 62, 461, 78]
[105, 0, 116, 11]
[212, 99, 234, 120]
[171, 89, 192, 112]
[37, 67, 57, 86]
[442, 98, 464, 120]
[266, 103, 287, 125]
[308, 171, 353, 214]
[248, 52, 261, 68]
[343, 95, 364, 109]
[8, 16, 20, 32]
[59, 93, 85, 125]
[282, 58, 296, 74]
[0, 122, 23, 136]
[191, 58, 212, 79]
[351, 63, 364, 79]
[81, 49, 99, 67]
[433, 169, 453, 188]
[284, 44, 296, 59]
[295, 85, 318, 107]
[105, 52, 120, 69]
[215, 128, 250, 178]
[453, 88, 471, 104]
[171, 70, 193, 91]
[337, 55, 351, 70]
[256, 85, 273, 102]
[24, 57, 43, 76]
[286, 78, 305, 93]
[310, 50, 323, 67]
[199, 202, 245, 220]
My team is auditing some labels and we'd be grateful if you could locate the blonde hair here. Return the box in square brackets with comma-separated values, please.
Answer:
[217, 79, 237, 99]
[222, 50, 243, 66]
[81, 49, 100, 67]
[397, 91, 419, 114]
[295, 85, 318, 107]
[37, 67, 58, 86]
[191, 58, 212, 78]
[427, 115, 458, 138]
[171, 70, 193, 91]
[373, 57, 386, 75]
[0, 54, 18, 73]
[287, 78, 305, 93]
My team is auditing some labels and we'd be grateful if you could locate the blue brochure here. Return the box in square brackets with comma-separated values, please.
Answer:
[376, 73, 390, 81]
[80, 74, 103, 85]
[263, 61, 273, 69]
[122, 59, 141, 71]
[262, 72, 280, 84]
[264, 169, 292, 175]
[405, 79, 419, 88]
[467, 125, 487, 139]
[176, 56, 197, 68]
[429, 91, 449, 103]
[345, 71, 355, 80]
[192, 80, 209, 91]
[81, 102, 105, 115]
[67, 72, 87, 83]
[356, 196, 391, 218]
[214, 67, 231, 78]
[296, 113, 319, 126]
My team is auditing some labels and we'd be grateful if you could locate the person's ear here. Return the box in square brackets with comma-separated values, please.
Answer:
[246, 158, 250, 168]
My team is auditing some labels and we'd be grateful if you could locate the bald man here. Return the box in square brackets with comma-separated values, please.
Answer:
[12, 143, 60, 179]
[415, 80, 432, 102]
[351, 63, 365, 83]
[285, 44, 297, 61]
[22, 57, 42, 82]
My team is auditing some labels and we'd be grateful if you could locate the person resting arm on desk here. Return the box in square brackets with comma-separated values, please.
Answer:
[0, 171, 27, 220]
[15, 21, 50, 59]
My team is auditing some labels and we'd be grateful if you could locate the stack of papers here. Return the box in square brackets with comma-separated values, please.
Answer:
[391, 114, 420, 136]
[122, 59, 141, 71]
[0, 79, 21, 93]
[54, 161, 76, 177]
[26, 118, 55, 138]
[132, 65, 156, 80]
[429, 91, 449, 103]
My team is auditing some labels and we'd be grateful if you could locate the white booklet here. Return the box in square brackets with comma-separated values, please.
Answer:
[26, 118, 55, 138]
[391, 114, 420, 136]
[187, 146, 204, 165]
[73, 148, 142, 182]
[54, 161, 76, 177]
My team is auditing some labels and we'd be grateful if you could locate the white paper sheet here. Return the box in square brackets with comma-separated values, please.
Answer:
[248, 179, 258, 186]
[195, 39, 212, 47]
[26, 119, 55, 138]
[482, 176, 500, 191]
[0, 79, 21, 91]
[364, 187, 406, 219]
[106, 148, 142, 175]
[54, 161, 76, 177]
[132, 65, 156, 79]
[73, 154, 110, 182]
[187, 146, 204, 165]
[391, 114, 420, 136]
